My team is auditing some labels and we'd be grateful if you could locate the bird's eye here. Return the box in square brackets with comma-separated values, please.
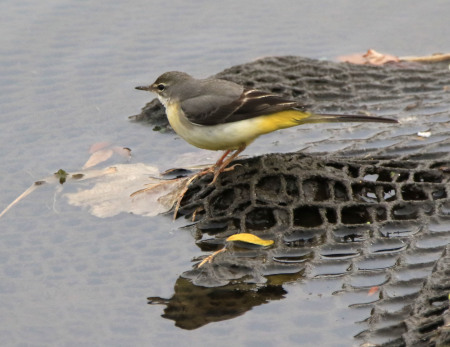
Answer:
[157, 84, 165, 91]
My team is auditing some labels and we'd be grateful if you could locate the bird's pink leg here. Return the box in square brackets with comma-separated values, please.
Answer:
[173, 146, 245, 218]
[210, 145, 246, 184]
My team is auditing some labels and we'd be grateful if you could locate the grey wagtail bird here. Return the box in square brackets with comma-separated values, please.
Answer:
[136, 71, 398, 185]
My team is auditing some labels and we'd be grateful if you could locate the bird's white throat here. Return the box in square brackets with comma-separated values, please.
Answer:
[157, 95, 170, 108]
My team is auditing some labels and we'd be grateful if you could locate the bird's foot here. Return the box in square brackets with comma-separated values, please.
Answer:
[173, 146, 245, 218]
[173, 166, 214, 219]
[208, 163, 242, 185]
[222, 163, 242, 172]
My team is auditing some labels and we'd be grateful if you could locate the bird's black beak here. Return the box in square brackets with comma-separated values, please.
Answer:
[135, 85, 152, 91]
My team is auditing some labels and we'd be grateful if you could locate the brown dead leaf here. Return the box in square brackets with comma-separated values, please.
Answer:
[338, 49, 399, 65]
[339, 50, 450, 65]
[112, 146, 132, 158]
[363, 49, 399, 65]
[83, 144, 132, 169]
[368, 286, 379, 296]
[83, 148, 114, 169]
[337, 53, 369, 65]
[89, 142, 111, 153]
[401, 53, 450, 62]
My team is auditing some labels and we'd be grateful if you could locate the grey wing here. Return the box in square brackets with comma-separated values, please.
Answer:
[181, 88, 305, 126]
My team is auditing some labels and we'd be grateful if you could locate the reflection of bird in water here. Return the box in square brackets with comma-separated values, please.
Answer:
[148, 278, 287, 330]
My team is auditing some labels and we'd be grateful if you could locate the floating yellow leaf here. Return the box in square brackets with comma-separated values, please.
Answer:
[226, 233, 274, 247]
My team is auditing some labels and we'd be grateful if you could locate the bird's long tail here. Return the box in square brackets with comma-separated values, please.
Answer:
[305, 112, 398, 124]
[256, 110, 397, 135]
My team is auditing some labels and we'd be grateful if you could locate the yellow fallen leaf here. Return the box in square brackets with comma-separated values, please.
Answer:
[226, 233, 274, 247]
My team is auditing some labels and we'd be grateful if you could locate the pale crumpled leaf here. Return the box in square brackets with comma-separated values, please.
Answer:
[82, 148, 115, 169]
[65, 163, 188, 218]
[82, 142, 132, 169]
[88, 142, 111, 153]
